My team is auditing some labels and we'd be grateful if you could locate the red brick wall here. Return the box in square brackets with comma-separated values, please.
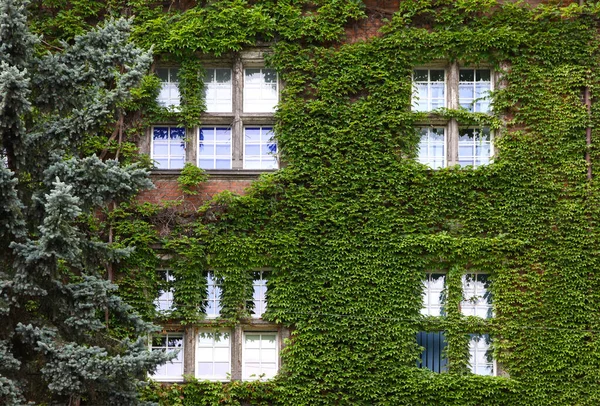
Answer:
[137, 174, 254, 209]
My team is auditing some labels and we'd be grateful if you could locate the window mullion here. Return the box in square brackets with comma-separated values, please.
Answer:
[232, 55, 244, 169]
[447, 62, 460, 166]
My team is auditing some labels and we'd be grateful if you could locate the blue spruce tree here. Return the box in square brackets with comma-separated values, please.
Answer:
[0, 0, 171, 404]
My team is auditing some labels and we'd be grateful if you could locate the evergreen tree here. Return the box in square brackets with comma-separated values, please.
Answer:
[0, 0, 170, 404]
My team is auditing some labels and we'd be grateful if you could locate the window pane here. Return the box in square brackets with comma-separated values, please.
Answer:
[430, 70, 445, 82]
[413, 70, 428, 82]
[476, 69, 491, 82]
[459, 69, 474, 82]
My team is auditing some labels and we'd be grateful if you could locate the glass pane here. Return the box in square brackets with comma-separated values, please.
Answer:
[153, 144, 168, 155]
[245, 128, 261, 142]
[216, 159, 231, 169]
[244, 160, 260, 169]
[197, 347, 213, 360]
[246, 145, 260, 155]
[200, 128, 215, 141]
[157, 68, 169, 82]
[261, 348, 277, 362]
[155, 159, 168, 168]
[204, 69, 215, 83]
[170, 158, 184, 169]
[245, 335, 261, 348]
[430, 70, 444, 82]
[460, 69, 475, 82]
[476, 69, 491, 82]
[216, 145, 231, 155]
[153, 127, 169, 140]
[431, 84, 444, 99]
[215, 128, 231, 141]
[262, 334, 277, 347]
[245, 69, 261, 83]
[245, 349, 261, 362]
[170, 68, 179, 82]
[199, 159, 214, 169]
[214, 362, 230, 377]
[198, 332, 215, 346]
[168, 337, 183, 348]
[214, 347, 229, 361]
[170, 128, 185, 139]
[216, 69, 231, 83]
[459, 84, 474, 100]
[413, 70, 428, 82]
[263, 69, 277, 83]
[197, 362, 213, 375]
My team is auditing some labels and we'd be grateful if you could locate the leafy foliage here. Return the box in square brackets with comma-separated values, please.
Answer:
[23, 0, 600, 404]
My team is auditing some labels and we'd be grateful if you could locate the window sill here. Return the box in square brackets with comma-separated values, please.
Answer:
[150, 169, 277, 180]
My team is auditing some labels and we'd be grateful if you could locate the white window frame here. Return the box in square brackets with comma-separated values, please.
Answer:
[250, 270, 268, 318]
[204, 271, 222, 319]
[243, 126, 278, 170]
[195, 329, 231, 381]
[413, 63, 495, 168]
[459, 68, 493, 113]
[421, 272, 446, 317]
[151, 126, 186, 170]
[149, 333, 184, 382]
[156, 67, 180, 108]
[417, 127, 446, 169]
[242, 332, 279, 381]
[154, 270, 175, 313]
[413, 68, 446, 112]
[198, 126, 233, 170]
[457, 127, 494, 168]
[461, 272, 493, 319]
[469, 334, 497, 376]
[243, 68, 279, 113]
[204, 68, 233, 113]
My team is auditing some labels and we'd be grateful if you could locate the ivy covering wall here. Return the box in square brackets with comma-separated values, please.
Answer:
[28, 0, 600, 404]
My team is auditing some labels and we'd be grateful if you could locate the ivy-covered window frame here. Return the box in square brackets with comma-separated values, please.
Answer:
[419, 270, 497, 376]
[148, 50, 280, 173]
[413, 62, 495, 168]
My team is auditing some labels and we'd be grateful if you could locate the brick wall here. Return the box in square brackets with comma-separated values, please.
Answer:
[137, 173, 255, 209]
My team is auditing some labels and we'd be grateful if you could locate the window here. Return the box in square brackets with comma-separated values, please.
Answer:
[421, 272, 445, 316]
[419, 272, 448, 372]
[413, 69, 446, 112]
[196, 330, 231, 380]
[458, 127, 492, 167]
[419, 271, 495, 375]
[413, 63, 493, 168]
[244, 68, 278, 113]
[154, 270, 174, 312]
[205, 271, 222, 318]
[462, 272, 495, 376]
[461, 273, 492, 318]
[459, 69, 491, 112]
[204, 68, 233, 113]
[244, 127, 278, 170]
[469, 334, 494, 376]
[150, 56, 279, 171]
[199, 127, 232, 169]
[157, 67, 180, 108]
[243, 332, 278, 380]
[418, 127, 446, 169]
[250, 271, 268, 318]
[151, 127, 185, 169]
[417, 331, 447, 373]
[150, 333, 184, 381]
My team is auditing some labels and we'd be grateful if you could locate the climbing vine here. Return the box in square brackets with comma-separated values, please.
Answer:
[25, 0, 600, 404]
